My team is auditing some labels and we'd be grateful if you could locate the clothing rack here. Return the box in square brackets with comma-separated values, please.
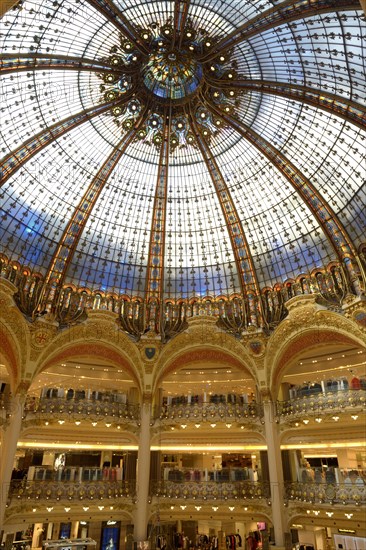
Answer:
[226, 534, 242, 550]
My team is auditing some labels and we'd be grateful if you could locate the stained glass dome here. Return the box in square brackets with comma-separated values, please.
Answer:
[0, 0, 365, 310]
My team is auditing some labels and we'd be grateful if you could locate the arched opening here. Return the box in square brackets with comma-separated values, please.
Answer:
[273, 333, 366, 503]
[15, 345, 142, 494]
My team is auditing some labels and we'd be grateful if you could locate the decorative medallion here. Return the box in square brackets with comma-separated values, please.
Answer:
[354, 309, 366, 328]
[97, 17, 244, 151]
[248, 339, 263, 356]
[144, 346, 156, 360]
[31, 328, 52, 349]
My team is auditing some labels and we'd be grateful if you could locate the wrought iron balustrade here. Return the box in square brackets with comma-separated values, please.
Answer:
[150, 480, 270, 501]
[24, 396, 140, 423]
[277, 389, 366, 420]
[285, 481, 366, 506]
[2, 253, 365, 336]
[157, 401, 263, 424]
[9, 479, 136, 502]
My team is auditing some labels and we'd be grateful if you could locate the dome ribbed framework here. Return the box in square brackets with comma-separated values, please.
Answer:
[0, 0, 365, 311]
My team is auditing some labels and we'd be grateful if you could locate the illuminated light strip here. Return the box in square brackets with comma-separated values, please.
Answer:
[199, 0, 361, 63]
[281, 442, 366, 450]
[17, 442, 265, 451]
[17, 442, 139, 450]
[0, 97, 124, 187]
[16, 442, 366, 451]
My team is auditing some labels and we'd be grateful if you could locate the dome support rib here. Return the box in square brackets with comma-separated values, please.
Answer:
[188, 109, 262, 323]
[0, 91, 136, 188]
[85, 0, 149, 55]
[0, 53, 120, 76]
[207, 78, 366, 131]
[208, 102, 361, 283]
[42, 107, 150, 295]
[145, 110, 170, 304]
[173, 0, 191, 49]
[198, 0, 360, 62]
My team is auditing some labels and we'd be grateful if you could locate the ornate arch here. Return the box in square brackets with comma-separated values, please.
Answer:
[153, 322, 259, 393]
[34, 314, 144, 392]
[0, 281, 30, 390]
[0, 324, 20, 391]
[266, 299, 366, 397]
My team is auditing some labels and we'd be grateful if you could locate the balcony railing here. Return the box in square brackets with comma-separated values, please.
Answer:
[24, 396, 140, 423]
[277, 389, 366, 420]
[157, 402, 263, 424]
[9, 479, 135, 502]
[150, 480, 270, 501]
[8, 479, 365, 508]
[2, 252, 365, 336]
[285, 481, 366, 505]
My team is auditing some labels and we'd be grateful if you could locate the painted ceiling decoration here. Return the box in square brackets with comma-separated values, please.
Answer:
[0, 0, 365, 340]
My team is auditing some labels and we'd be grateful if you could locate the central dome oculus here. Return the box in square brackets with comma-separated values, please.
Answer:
[141, 51, 203, 102]
[98, 17, 243, 151]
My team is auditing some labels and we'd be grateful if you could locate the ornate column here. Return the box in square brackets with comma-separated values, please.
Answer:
[262, 399, 286, 546]
[133, 396, 152, 544]
[0, 387, 26, 528]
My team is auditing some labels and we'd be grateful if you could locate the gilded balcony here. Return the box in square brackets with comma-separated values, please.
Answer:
[23, 395, 140, 427]
[156, 401, 263, 428]
[276, 389, 366, 425]
[285, 481, 366, 506]
[8, 479, 136, 503]
[150, 479, 270, 502]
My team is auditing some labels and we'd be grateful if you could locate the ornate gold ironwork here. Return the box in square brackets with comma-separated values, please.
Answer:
[2, 253, 365, 336]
